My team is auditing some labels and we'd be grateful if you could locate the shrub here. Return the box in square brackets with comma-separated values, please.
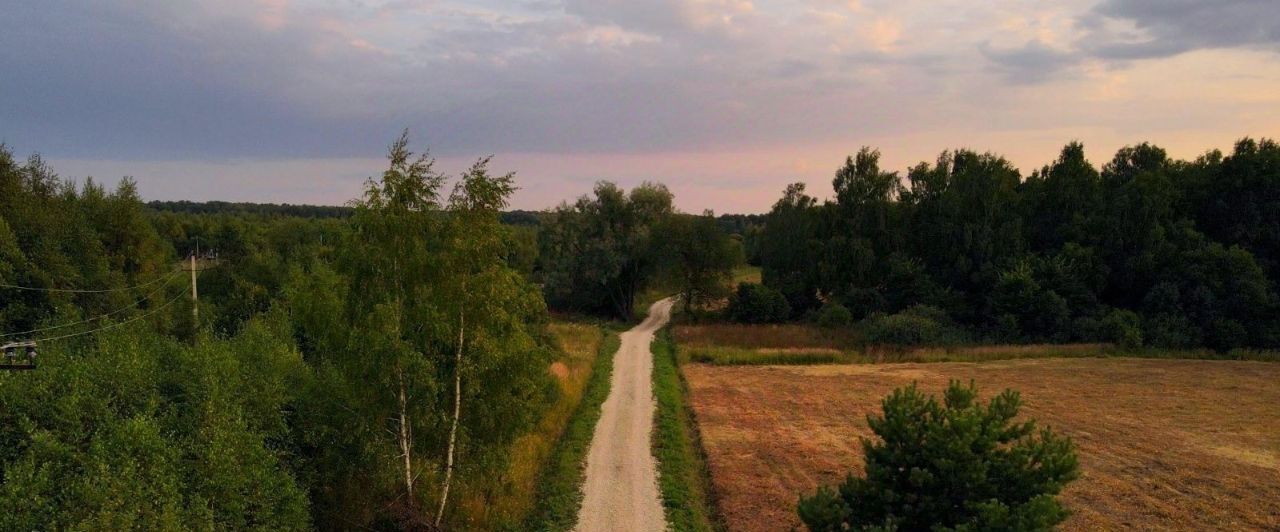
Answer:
[816, 302, 853, 328]
[861, 305, 965, 347]
[727, 283, 791, 324]
[1100, 308, 1143, 349]
[798, 381, 1079, 532]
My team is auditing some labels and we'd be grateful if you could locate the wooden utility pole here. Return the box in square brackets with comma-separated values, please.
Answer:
[190, 253, 199, 323]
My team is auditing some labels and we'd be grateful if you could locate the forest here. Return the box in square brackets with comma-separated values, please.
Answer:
[0, 136, 570, 530]
[744, 139, 1280, 352]
[1, 134, 1277, 530]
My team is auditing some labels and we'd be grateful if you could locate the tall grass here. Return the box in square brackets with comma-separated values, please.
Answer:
[675, 323, 860, 350]
[652, 328, 722, 531]
[458, 323, 606, 529]
[687, 346, 846, 366]
[523, 328, 623, 531]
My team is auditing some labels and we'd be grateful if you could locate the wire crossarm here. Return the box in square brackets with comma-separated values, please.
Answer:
[1, 341, 37, 371]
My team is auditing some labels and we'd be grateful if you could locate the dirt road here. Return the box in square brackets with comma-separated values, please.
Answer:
[574, 298, 672, 532]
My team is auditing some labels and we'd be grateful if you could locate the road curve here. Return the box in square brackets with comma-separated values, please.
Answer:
[573, 297, 673, 532]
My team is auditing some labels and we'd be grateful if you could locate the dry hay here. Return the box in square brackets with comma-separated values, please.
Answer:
[685, 358, 1280, 531]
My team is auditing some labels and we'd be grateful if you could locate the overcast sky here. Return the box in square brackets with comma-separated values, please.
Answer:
[2, 0, 1278, 213]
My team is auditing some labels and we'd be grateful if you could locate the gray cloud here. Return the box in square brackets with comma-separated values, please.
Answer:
[979, 41, 1078, 83]
[0, 0, 926, 160]
[1086, 0, 1280, 59]
[979, 0, 1280, 83]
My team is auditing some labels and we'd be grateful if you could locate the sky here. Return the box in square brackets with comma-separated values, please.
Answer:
[2, 0, 1279, 213]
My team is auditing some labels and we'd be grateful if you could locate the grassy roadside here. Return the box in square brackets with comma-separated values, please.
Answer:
[651, 327, 721, 532]
[523, 327, 622, 531]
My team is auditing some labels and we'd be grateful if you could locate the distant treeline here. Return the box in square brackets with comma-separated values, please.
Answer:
[747, 138, 1280, 351]
[147, 199, 549, 226]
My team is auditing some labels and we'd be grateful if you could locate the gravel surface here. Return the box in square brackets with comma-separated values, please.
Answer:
[573, 298, 673, 532]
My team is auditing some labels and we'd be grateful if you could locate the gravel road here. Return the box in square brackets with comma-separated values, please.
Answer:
[573, 298, 673, 532]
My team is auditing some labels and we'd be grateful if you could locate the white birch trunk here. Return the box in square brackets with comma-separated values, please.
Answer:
[435, 306, 464, 526]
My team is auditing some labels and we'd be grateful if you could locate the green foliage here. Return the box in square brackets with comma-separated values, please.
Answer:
[815, 302, 853, 328]
[798, 381, 1078, 532]
[662, 212, 739, 318]
[759, 183, 822, 315]
[0, 317, 312, 531]
[652, 329, 720, 532]
[751, 139, 1280, 351]
[1100, 308, 1143, 349]
[538, 181, 675, 320]
[0, 138, 563, 530]
[862, 305, 966, 348]
[727, 282, 791, 323]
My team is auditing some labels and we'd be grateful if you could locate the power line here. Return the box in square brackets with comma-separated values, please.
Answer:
[32, 290, 187, 343]
[1, 269, 185, 338]
[0, 266, 183, 293]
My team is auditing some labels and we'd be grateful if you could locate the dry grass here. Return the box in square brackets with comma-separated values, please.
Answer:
[684, 358, 1280, 531]
[675, 323, 859, 351]
[457, 322, 603, 528]
[731, 265, 762, 285]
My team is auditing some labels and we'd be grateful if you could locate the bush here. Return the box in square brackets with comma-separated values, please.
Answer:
[1100, 308, 1143, 348]
[861, 305, 965, 347]
[815, 302, 853, 328]
[798, 381, 1079, 532]
[727, 283, 791, 323]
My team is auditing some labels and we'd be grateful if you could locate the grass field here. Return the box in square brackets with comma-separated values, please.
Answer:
[684, 358, 1280, 531]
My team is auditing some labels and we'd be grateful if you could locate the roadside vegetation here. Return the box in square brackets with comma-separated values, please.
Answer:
[525, 328, 621, 531]
[651, 328, 721, 532]
[462, 323, 606, 529]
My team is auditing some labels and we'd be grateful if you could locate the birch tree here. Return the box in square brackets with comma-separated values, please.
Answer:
[342, 132, 447, 525]
[433, 157, 553, 526]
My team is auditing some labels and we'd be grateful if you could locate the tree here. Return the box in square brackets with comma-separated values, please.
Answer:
[432, 157, 553, 526]
[727, 282, 791, 323]
[663, 211, 738, 318]
[799, 381, 1078, 531]
[538, 181, 674, 319]
[758, 183, 822, 315]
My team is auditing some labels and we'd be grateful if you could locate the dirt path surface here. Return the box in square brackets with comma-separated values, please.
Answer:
[574, 298, 672, 532]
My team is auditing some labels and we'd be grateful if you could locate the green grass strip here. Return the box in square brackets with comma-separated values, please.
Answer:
[524, 329, 622, 531]
[652, 327, 722, 532]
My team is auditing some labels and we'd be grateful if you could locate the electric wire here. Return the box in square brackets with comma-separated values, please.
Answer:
[0, 269, 186, 338]
[31, 290, 188, 343]
[0, 266, 184, 293]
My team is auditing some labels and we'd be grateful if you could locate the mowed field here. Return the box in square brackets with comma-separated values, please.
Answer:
[684, 357, 1280, 531]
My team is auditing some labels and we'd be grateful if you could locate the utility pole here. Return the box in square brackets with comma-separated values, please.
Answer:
[190, 252, 199, 324]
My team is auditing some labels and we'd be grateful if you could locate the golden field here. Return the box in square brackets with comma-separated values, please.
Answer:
[684, 358, 1280, 531]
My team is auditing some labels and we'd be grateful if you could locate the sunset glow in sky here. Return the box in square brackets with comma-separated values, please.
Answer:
[3, 0, 1279, 213]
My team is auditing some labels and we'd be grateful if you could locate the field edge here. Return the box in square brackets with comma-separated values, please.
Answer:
[524, 328, 622, 531]
[652, 327, 723, 532]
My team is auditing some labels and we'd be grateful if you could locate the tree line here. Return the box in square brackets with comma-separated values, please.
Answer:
[748, 139, 1280, 351]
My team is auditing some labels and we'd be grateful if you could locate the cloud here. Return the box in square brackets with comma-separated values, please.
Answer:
[2, 0, 1280, 215]
[978, 0, 1280, 83]
[1085, 0, 1280, 60]
[980, 40, 1078, 83]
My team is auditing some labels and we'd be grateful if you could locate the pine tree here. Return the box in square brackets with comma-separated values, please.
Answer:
[799, 381, 1078, 531]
